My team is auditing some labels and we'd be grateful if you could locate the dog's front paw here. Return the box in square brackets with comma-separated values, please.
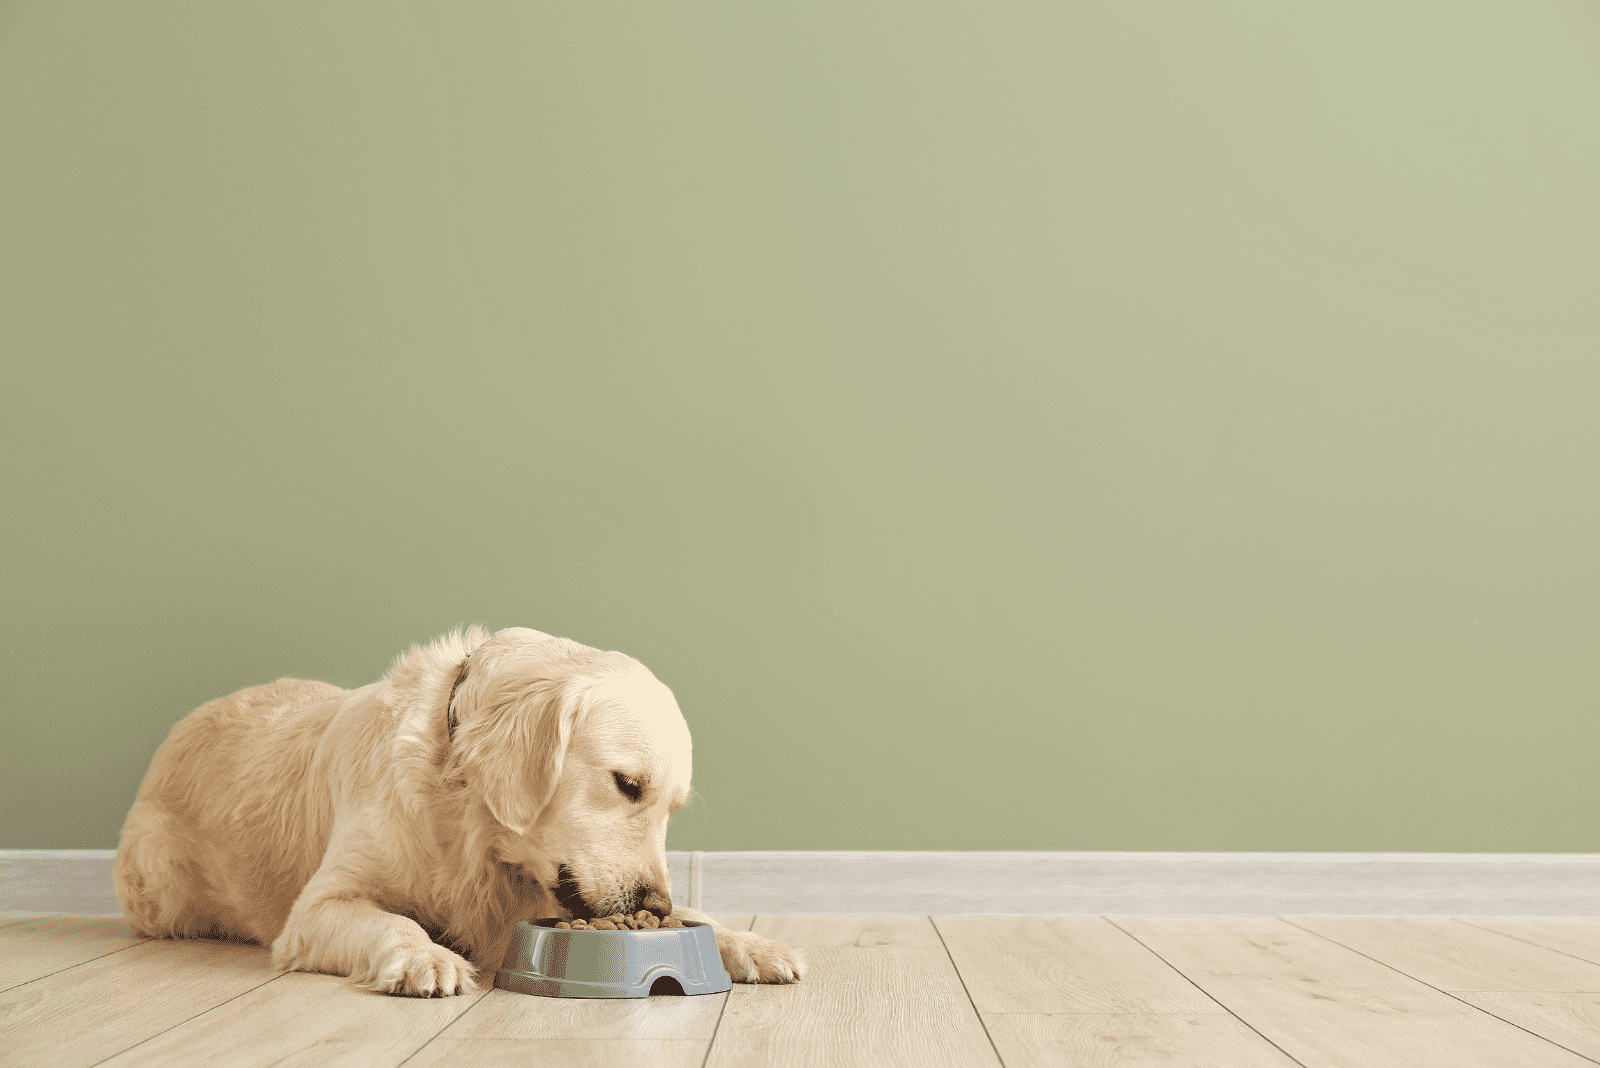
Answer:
[361, 939, 479, 997]
[715, 928, 805, 984]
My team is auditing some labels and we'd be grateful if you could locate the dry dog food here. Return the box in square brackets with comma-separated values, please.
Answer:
[556, 911, 685, 931]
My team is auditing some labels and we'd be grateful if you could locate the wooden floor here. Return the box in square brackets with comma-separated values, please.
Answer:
[4, 912, 1600, 1067]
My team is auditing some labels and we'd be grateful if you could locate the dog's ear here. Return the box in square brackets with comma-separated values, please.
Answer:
[448, 676, 585, 836]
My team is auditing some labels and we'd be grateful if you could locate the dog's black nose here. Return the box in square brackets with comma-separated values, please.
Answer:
[639, 885, 672, 919]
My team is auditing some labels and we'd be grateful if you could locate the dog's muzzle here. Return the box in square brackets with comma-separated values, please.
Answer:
[555, 863, 672, 920]
[554, 863, 594, 919]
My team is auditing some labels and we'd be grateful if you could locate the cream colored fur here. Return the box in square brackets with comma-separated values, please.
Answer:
[114, 626, 804, 996]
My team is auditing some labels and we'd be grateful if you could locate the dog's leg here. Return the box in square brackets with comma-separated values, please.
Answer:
[669, 905, 805, 983]
[115, 801, 231, 940]
[272, 893, 478, 997]
[270, 855, 479, 997]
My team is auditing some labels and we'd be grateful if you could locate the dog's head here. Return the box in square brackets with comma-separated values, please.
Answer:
[443, 627, 692, 920]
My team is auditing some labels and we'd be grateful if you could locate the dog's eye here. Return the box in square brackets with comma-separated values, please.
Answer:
[612, 772, 643, 802]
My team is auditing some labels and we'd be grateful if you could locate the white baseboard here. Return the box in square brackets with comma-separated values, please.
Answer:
[0, 851, 121, 915]
[8, 850, 1600, 916]
[675, 851, 1600, 916]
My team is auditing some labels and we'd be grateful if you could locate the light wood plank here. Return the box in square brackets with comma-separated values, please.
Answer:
[1111, 917, 1594, 1068]
[984, 1013, 1298, 1068]
[1453, 992, 1600, 1061]
[0, 914, 146, 987]
[96, 971, 488, 1068]
[0, 938, 281, 1068]
[458, 919, 987, 1068]
[706, 943, 998, 1068]
[406, 1038, 709, 1068]
[443, 987, 725, 1041]
[1288, 917, 1600, 992]
[0, 913, 59, 930]
[21, 912, 1600, 1068]
[933, 916, 1219, 1014]
[753, 915, 942, 947]
[1465, 919, 1600, 967]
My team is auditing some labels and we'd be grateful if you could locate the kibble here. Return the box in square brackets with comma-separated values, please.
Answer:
[555, 914, 685, 931]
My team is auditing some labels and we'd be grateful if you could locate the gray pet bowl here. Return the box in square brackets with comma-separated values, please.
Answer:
[495, 918, 733, 999]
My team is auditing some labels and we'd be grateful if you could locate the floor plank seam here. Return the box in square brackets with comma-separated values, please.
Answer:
[80, 967, 291, 1068]
[1278, 918, 1600, 1067]
[393, 986, 495, 1067]
[1103, 916, 1310, 1068]
[698, 914, 758, 1068]
[696, 981, 732, 1068]
[1455, 918, 1600, 969]
[929, 915, 1014, 1067]
[3, 937, 150, 992]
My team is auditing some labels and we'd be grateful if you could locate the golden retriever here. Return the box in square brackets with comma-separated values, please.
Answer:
[114, 626, 805, 996]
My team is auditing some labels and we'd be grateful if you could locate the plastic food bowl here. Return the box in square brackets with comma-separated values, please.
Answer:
[495, 918, 733, 999]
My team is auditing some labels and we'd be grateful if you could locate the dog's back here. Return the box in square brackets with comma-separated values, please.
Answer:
[115, 677, 348, 944]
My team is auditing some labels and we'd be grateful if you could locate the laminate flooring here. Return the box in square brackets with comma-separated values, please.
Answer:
[4, 911, 1599, 1066]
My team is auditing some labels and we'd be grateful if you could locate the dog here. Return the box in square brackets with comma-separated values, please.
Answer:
[114, 626, 805, 995]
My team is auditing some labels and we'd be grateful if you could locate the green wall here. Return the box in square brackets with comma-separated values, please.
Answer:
[4, 1, 1598, 852]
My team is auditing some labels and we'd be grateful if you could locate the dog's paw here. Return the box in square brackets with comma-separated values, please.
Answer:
[360, 940, 479, 997]
[715, 928, 805, 984]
